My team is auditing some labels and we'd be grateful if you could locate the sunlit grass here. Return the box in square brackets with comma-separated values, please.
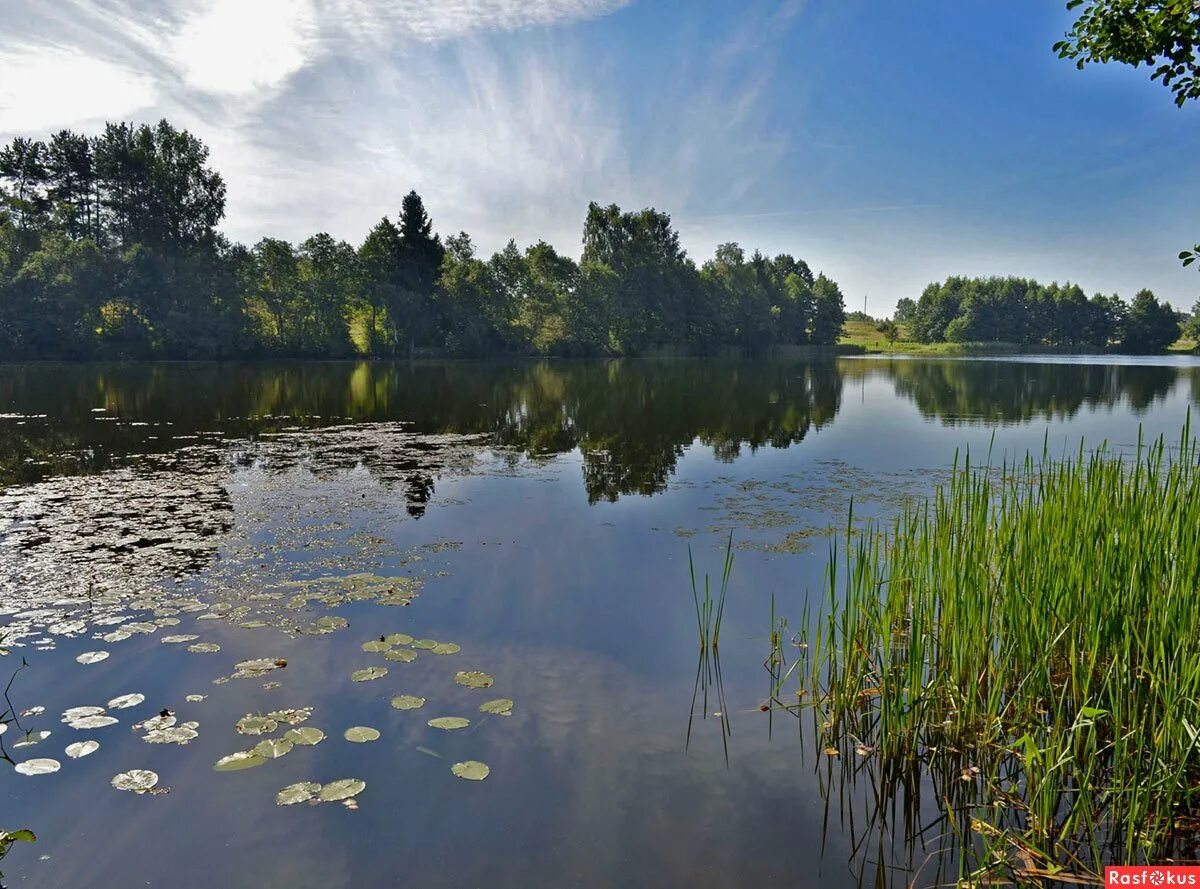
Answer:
[779, 417, 1200, 882]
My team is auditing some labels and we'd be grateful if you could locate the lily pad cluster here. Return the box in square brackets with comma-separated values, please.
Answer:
[215, 707, 323, 773]
[275, 778, 365, 806]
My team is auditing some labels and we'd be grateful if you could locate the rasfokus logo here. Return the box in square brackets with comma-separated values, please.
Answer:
[1107, 867, 1200, 885]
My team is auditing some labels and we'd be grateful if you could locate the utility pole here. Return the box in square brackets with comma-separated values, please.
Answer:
[863, 294, 868, 317]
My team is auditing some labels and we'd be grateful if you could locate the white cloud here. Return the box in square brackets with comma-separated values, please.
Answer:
[0, 43, 157, 132]
[169, 0, 317, 96]
[325, 0, 633, 44]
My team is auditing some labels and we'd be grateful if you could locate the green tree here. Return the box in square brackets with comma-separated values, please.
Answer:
[1121, 288, 1180, 353]
[810, 274, 846, 344]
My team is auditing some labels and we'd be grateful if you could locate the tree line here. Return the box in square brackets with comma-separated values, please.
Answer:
[894, 277, 1188, 353]
[0, 120, 847, 361]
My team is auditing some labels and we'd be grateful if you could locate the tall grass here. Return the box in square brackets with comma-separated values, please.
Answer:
[783, 419, 1200, 882]
[687, 535, 734, 761]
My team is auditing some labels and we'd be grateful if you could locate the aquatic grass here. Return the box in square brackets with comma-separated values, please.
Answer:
[686, 534, 734, 760]
[783, 418, 1200, 882]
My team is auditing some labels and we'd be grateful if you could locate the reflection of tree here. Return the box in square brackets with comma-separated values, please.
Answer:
[0, 360, 846, 502]
[843, 359, 1179, 424]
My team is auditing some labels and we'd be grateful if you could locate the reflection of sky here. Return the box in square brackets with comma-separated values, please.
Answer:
[3, 358, 1200, 886]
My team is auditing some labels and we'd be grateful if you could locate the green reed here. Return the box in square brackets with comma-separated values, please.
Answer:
[782, 418, 1200, 883]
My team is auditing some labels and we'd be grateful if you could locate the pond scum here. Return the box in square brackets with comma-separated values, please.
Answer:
[771, 417, 1200, 885]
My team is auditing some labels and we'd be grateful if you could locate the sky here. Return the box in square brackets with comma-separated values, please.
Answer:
[0, 0, 1197, 314]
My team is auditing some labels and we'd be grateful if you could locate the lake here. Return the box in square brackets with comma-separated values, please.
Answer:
[2, 356, 1198, 888]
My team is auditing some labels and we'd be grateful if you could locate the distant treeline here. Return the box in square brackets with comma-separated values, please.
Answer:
[0, 120, 846, 360]
[895, 277, 1186, 353]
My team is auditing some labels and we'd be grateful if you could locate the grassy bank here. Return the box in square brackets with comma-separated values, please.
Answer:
[840, 318, 1199, 356]
[775, 422, 1200, 883]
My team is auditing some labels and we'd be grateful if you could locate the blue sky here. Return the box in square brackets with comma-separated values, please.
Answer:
[1, 0, 1197, 312]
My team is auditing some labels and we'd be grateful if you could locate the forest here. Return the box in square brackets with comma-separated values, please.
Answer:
[897, 276, 1186, 352]
[0, 120, 847, 360]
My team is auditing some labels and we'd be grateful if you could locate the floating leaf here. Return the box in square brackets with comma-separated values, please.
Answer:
[451, 761, 490, 781]
[0, 723, 6, 736]
[214, 751, 267, 772]
[361, 641, 391, 653]
[187, 643, 220, 654]
[112, 769, 158, 792]
[412, 639, 437, 651]
[267, 707, 313, 725]
[252, 738, 294, 759]
[344, 726, 380, 743]
[431, 643, 461, 655]
[384, 633, 413, 645]
[479, 699, 514, 717]
[107, 693, 144, 710]
[67, 715, 118, 730]
[391, 695, 426, 711]
[137, 714, 175, 732]
[318, 779, 365, 801]
[66, 740, 100, 758]
[61, 706, 105, 722]
[144, 726, 198, 745]
[454, 671, 494, 689]
[232, 658, 285, 679]
[76, 651, 109, 665]
[14, 758, 60, 776]
[236, 715, 278, 736]
[427, 717, 470, 731]
[160, 635, 199, 644]
[283, 727, 325, 746]
[19, 706, 44, 717]
[350, 667, 387, 683]
[384, 648, 417, 663]
[185, 694, 207, 703]
[239, 620, 268, 629]
[276, 782, 321, 806]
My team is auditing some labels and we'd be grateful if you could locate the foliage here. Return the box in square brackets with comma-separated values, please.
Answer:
[1055, 0, 1200, 107]
[1056, 1, 1199, 270]
[909, 275, 1179, 353]
[0, 121, 847, 360]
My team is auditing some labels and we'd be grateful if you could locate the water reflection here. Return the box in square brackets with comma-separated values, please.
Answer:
[5, 358, 1199, 495]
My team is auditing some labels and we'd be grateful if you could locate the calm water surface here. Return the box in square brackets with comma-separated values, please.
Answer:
[1, 357, 1198, 888]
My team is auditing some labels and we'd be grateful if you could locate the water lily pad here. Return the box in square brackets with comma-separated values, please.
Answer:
[344, 726, 380, 743]
[239, 620, 269, 629]
[137, 714, 175, 731]
[451, 761, 490, 781]
[187, 643, 220, 654]
[68, 715, 118, 730]
[19, 706, 45, 717]
[384, 633, 413, 645]
[267, 707, 313, 725]
[391, 695, 426, 711]
[431, 642, 461, 655]
[76, 651, 109, 665]
[66, 740, 100, 758]
[185, 694, 207, 703]
[160, 634, 199, 644]
[283, 727, 325, 746]
[361, 640, 391, 653]
[213, 751, 267, 772]
[350, 667, 387, 682]
[107, 693, 144, 710]
[61, 706, 105, 722]
[479, 698, 514, 717]
[318, 778, 365, 801]
[384, 648, 417, 663]
[412, 639, 437, 650]
[15, 758, 60, 776]
[427, 717, 470, 731]
[276, 781, 321, 806]
[232, 658, 285, 679]
[144, 726, 198, 745]
[0, 723, 6, 736]
[252, 738, 293, 759]
[112, 769, 158, 791]
[454, 671, 494, 689]
[236, 715, 278, 736]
